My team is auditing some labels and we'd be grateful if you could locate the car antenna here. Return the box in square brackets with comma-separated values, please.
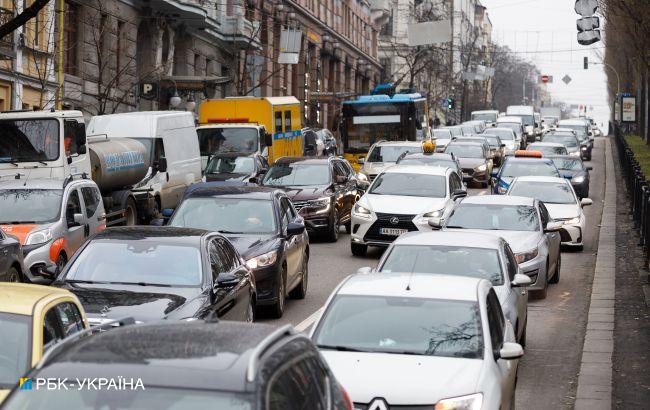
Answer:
[405, 270, 415, 291]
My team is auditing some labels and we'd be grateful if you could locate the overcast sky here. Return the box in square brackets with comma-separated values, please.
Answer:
[481, 0, 610, 127]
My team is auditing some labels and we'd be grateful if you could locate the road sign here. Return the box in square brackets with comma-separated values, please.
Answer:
[139, 82, 158, 100]
[407, 20, 452, 47]
[562, 75, 572, 85]
[622, 96, 636, 122]
[574, 0, 597, 17]
[540, 75, 553, 84]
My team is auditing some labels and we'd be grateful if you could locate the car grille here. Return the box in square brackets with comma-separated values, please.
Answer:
[354, 403, 434, 410]
[462, 168, 475, 176]
[363, 213, 418, 242]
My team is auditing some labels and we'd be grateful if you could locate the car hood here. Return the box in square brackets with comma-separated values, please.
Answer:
[457, 157, 486, 168]
[544, 203, 581, 220]
[281, 185, 330, 201]
[321, 351, 482, 405]
[57, 282, 204, 323]
[205, 173, 250, 182]
[0, 223, 51, 245]
[436, 138, 451, 146]
[226, 234, 278, 259]
[443, 228, 539, 253]
[362, 194, 448, 215]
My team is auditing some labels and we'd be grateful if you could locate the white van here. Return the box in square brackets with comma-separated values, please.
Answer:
[506, 106, 536, 142]
[87, 112, 202, 210]
[496, 116, 525, 149]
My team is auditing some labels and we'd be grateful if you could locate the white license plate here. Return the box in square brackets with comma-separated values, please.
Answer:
[379, 228, 408, 236]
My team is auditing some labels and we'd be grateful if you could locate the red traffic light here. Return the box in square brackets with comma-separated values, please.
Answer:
[541, 75, 550, 83]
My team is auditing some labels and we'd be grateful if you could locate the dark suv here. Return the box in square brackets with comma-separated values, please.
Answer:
[262, 157, 367, 242]
[2, 321, 352, 409]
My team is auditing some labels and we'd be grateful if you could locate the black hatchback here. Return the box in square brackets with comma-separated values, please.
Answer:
[168, 186, 310, 319]
[2, 321, 352, 409]
[53, 227, 256, 324]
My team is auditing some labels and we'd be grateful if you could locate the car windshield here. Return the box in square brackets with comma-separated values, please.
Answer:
[205, 156, 254, 175]
[0, 189, 62, 224]
[472, 113, 497, 122]
[509, 181, 576, 204]
[62, 240, 203, 286]
[501, 161, 559, 178]
[314, 295, 483, 359]
[369, 173, 446, 198]
[483, 136, 501, 148]
[367, 145, 422, 163]
[398, 158, 457, 170]
[0, 119, 60, 163]
[444, 144, 484, 158]
[558, 124, 587, 136]
[3, 387, 253, 410]
[432, 130, 452, 139]
[491, 129, 515, 140]
[511, 114, 534, 126]
[262, 163, 330, 186]
[528, 145, 568, 155]
[496, 123, 522, 136]
[447, 204, 539, 232]
[169, 198, 276, 234]
[552, 157, 583, 171]
[542, 135, 578, 148]
[0, 313, 31, 388]
[197, 127, 259, 155]
[380, 245, 504, 285]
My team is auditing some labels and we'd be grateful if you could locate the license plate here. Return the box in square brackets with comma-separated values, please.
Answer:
[380, 228, 408, 236]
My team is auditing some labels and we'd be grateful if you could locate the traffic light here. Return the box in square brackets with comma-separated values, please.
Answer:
[447, 98, 454, 109]
[584, 57, 588, 69]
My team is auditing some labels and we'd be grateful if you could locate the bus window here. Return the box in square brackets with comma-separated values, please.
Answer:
[284, 111, 292, 132]
[275, 111, 283, 134]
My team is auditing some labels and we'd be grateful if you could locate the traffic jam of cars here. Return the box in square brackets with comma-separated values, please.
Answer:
[0, 96, 601, 409]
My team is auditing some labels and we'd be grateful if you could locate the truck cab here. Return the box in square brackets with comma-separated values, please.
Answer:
[196, 123, 271, 171]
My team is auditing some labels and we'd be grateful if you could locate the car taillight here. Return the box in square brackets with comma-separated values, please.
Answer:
[340, 384, 353, 410]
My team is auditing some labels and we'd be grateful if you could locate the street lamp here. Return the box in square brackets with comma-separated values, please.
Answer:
[169, 91, 181, 109]
[185, 95, 196, 112]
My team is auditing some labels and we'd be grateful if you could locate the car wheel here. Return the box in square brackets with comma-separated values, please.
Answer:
[326, 210, 340, 242]
[270, 266, 286, 319]
[536, 261, 549, 299]
[5, 267, 21, 283]
[351, 242, 367, 257]
[345, 220, 352, 234]
[56, 253, 67, 274]
[289, 253, 308, 299]
[549, 253, 561, 284]
[125, 197, 138, 226]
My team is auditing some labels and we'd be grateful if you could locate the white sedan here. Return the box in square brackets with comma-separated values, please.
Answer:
[507, 176, 592, 250]
[310, 273, 523, 410]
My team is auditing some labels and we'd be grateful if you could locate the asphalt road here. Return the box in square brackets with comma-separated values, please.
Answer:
[260, 138, 606, 409]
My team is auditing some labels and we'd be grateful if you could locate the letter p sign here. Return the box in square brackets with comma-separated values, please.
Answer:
[139, 82, 158, 101]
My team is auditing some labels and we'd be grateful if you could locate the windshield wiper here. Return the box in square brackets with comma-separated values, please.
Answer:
[217, 230, 242, 234]
[0, 158, 18, 166]
[106, 281, 173, 287]
[444, 225, 466, 229]
[316, 345, 374, 353]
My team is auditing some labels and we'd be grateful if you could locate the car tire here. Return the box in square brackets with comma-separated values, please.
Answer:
[326, 210, 340, 242]
[345, 220, 352, 234]
[549, 253, 561, 284]
[351, 242, 367, 257]
[125, 197, 138, 226]
[56, 253, 67, 274]
[289, 253, 308, 299]
[536, 261, 549, 299]
[270, 266, 286, 319]
[5, 267, 21, 283]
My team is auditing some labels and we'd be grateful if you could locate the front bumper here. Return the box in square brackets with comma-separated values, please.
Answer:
[22, 241, 55, 279]
[462, 168, 489, 183]
[518, 253, 548, 291]
[250, 263, 281, 305]
[559, 222, 583, 246]
[350, 212, 433, 247]
[294, 203, 332, 233]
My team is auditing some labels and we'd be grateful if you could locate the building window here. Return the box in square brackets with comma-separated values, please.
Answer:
[63, 1, 79, 75]
[380, 10, 393, 36]
[33, 10, 40, 47]
[116, 21, 125, 73]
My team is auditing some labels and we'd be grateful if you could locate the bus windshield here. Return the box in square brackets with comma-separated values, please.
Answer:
[0, 119, 60, 163]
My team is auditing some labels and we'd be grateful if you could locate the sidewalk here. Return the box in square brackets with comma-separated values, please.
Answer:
[610, 136, 650, 408]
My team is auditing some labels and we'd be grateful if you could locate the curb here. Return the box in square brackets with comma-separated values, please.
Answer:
[574, 137, 616, 410]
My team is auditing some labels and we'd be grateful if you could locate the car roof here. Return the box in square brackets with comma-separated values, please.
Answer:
[528, 142, 564, 147]
[401, 153, 454, 160]
[460, 195, 535, 207]
[497, 116, 523, 123]
[512, 176, 569, 184]
[185, 185, 279, 200]
[274, 156, 333, 165]
[491, 127, 515, 133]
[34, 321, 288, 392]
[504, 157, 554, 165]
[472, 110, 498, 114]
[373, 141, 423, 147]
[448, 141, 484, 147]
[0, 283, 74, 316]
[197, 123, 261, 129]
[383, 164, 449, 176]
[546, 155, 579, 161]
[393, 231, 503, 249]
[338, 272, 483, 302]
[558, 119, 586, 125]
[0, 178, 67, 190]
[92, 226, 211, 242]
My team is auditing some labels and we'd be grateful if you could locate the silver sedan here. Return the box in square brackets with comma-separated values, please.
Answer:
[370, 230, 531, 346]
[438, 195, 562, 299]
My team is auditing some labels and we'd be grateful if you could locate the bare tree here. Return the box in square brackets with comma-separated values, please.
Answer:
[0, 0, 49, 40]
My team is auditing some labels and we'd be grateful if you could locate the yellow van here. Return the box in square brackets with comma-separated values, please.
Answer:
[198, 96, 303, 164]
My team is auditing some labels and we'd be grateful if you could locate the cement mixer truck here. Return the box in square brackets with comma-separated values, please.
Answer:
[0, 109, 201, 225]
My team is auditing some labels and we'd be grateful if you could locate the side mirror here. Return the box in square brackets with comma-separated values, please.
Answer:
[335, 175, 347, 184]
[216, 272, 239, 288]
[71, 213, 83, 227]
[428, 217, 442, 229]
[581, 198, 593, 207]
[586, 166, 593, 171]
[286, 221, 306, 236]
[357, 266, 373, 274]
[499, 342, 524, 360]
[511, 273, 532, 287]
[451, 188, 467, 200]
[545, 221, 563, 232]
[561, 172, 573, 180]
[162, 208, 174, 218]
[157, 157, 168, 173]
[357, 157, 366, 165]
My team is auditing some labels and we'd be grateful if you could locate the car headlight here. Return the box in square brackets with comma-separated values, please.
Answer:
[572, 175, 585, 184]
[515, 247, 539, 264]
[475, 164, 487, 172]
[308, 197, 330, 208]
[353, 203, 371, 215]
[435, 393, 483, 410]
[423, 209, 443, 218]
[245, 250, 278, 270]
[581, 146, 588, 150]
[497, 184, 508, 194]
[569, 151, 580, 157]
[564, 217, 580, 225]
[25, 228, 53, 245]
[357, 172, 368, 182]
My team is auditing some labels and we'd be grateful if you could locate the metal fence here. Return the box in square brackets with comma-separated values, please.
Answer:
[613, 123, 650, 260]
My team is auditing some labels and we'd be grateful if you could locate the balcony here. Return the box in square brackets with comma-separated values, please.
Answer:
[369, 0, 391, 27]
[218, 14, 261, 49]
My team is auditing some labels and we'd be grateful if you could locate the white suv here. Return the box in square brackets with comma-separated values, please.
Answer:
[358, 141, 424, 183]
[350, 165, 466, 256]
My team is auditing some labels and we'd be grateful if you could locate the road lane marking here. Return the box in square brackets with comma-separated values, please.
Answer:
[295, 306, 324, 332]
